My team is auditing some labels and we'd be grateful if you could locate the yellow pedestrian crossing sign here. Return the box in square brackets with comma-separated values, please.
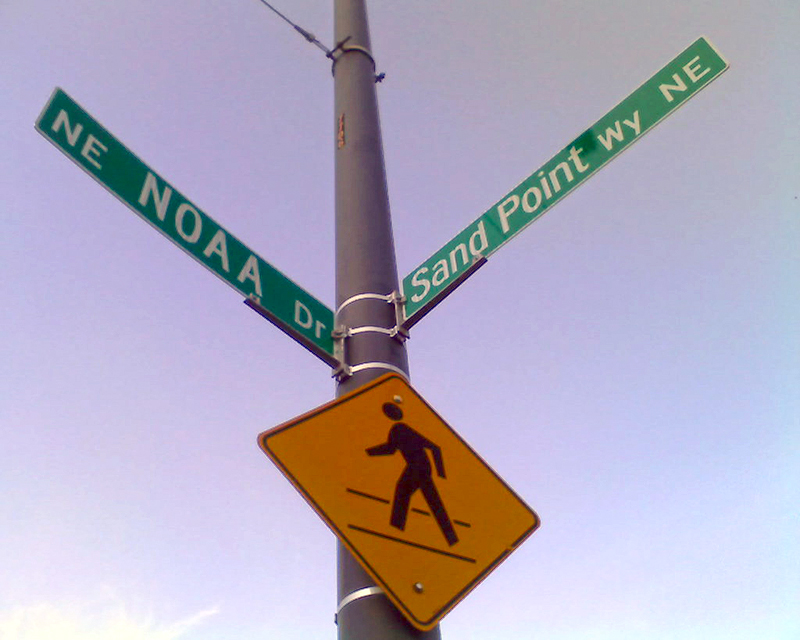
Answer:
[257, 373, 540, 630]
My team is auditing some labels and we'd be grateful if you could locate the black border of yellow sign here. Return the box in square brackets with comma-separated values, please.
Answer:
[258, 374, 540, 630]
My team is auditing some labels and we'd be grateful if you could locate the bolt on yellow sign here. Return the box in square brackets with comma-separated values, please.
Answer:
[258, 373, 540, 630]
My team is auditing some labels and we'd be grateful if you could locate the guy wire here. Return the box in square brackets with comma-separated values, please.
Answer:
[255, 0, 332, 55]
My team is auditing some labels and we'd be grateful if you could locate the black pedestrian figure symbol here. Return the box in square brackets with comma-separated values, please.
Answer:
[366, 402, 459, 546]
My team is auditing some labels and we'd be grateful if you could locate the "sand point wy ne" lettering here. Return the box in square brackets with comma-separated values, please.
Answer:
[401, 37, 728, 323]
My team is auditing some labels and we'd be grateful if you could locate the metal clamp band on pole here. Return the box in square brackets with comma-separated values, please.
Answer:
[349, 362, 408, 378]
[336, 292, 394, 317]
[332, 361, 409, 381]
[330, 43, 377, 76]
[330, 324, 409, 379]
[335, 586, 384, 624]
[347, 325, 397, 337]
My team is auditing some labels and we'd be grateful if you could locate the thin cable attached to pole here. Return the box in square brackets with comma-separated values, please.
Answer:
[255, 0, 332, 56]
[255, 0, 385, 82]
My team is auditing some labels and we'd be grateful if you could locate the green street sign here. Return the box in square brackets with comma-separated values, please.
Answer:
[36, 88, 336, 365]
[401, 36, 729, 325]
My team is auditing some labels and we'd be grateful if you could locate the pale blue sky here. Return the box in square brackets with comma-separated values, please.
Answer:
[2, 1, 798, 638]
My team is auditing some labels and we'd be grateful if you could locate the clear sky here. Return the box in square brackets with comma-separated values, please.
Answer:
[2, 1, 798, 639]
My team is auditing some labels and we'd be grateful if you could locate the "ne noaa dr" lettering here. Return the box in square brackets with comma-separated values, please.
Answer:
[38, 89, 336, 361]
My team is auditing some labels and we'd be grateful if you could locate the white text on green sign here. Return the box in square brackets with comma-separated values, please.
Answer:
[35, 88, 335, 362]
[401, 37, 728, 322]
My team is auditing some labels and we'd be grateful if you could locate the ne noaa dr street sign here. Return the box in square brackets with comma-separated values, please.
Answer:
[401, 36, 728, 325]
[35, 88, 336, 365]
[259, 374, 539, 631]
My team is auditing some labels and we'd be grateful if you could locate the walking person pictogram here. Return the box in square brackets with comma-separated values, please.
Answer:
[366, 402, 459, 546]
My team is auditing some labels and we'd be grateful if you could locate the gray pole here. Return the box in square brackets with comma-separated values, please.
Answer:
[333, 1, 441, 638]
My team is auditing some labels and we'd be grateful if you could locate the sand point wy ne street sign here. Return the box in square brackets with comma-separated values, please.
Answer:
[400, 36, 728, 325]
[35, 87, 336, 364]
[258, 374, 539, 630]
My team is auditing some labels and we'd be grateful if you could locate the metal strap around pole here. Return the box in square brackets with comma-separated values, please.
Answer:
[330, 43, 377, 76]
[336, 586, 384, 620]
[332, 361, 409, 382]
[347, 326, 394, 337]
[336, 292, 394, 316]
[348, 362, 408, 378]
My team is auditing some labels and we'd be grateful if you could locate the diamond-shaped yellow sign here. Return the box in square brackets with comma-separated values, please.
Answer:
[258, 373, 539, 630]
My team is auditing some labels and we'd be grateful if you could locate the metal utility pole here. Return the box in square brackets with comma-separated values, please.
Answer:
[332, 1, 440, 638]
